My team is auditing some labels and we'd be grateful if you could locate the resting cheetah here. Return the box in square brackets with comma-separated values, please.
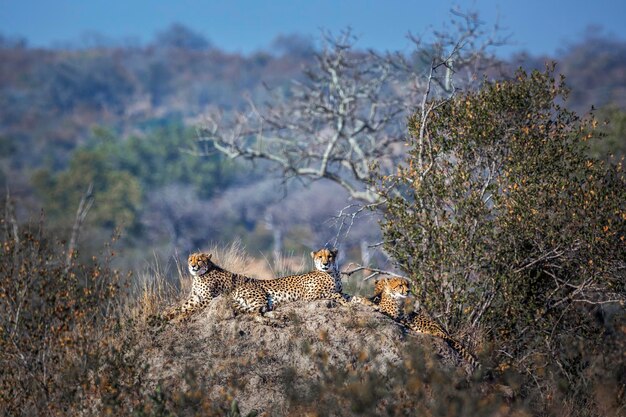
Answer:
[231, 251, 349, 315]
[311, 247, 379, 306]
[311, 247, 341, 291]
[372, 277, 479, 369]
[165, 252, 254, 321]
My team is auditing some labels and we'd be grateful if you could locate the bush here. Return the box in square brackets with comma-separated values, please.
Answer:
[0, 204, 125, 414]
[0, 202, 263, 416]
[378, 67, 626, 413]
[283, 344, 526, 417]
[589, 106, 626, 162]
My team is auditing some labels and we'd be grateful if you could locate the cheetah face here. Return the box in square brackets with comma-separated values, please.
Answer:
[311, 248, 338, 272]
[188, 252, 212, 276]
[375, 277, 410, 299]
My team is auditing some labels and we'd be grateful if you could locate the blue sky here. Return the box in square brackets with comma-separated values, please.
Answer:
[1, 0, 625, 56]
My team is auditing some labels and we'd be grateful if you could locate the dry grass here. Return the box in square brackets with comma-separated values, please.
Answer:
[205, 240, 261, 277]
[127, 252, 185, 322]
[209, 240, 310, 279]
[257, 250, 309, 278]
[190, 240, 306, 279]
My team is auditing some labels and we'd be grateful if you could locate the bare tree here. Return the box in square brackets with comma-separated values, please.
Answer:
[201, 28, 403, 204]
[200, 11, 503, 204]
[199, 11, 505, 275]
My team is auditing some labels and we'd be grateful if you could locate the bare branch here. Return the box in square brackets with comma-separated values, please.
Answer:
[514, 247, 565, 274]
[199, 14, 501, 212]
[328, 201, 385, 248]
[65, 183, 94, 271]
[341, 263, 408, 281]
[5, 187, 19, 245]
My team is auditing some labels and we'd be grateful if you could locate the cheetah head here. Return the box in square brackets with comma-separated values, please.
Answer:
[311, 248, 338, 273]
[187, 252, 213, 276]
[374, 277, 410, 299]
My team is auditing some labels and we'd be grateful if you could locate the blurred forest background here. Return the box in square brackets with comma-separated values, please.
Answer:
[1, 23, 624, 273]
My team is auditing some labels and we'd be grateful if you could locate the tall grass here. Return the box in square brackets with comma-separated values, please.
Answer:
[128, 252, 185, 321]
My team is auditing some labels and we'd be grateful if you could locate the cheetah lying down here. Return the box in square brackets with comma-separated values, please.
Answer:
[165, 252, 255, 321]
[231, 271, 348, 315]
[167, 250, 349, 320]
[369, 277, 480, 369]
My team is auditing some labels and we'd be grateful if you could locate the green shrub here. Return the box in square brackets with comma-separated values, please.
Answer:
[378, 67, 625, 412]
[32, 148, 143, 231]
[589, 105, 626, 162]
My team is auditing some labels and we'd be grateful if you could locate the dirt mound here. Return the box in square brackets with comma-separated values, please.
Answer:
[141, 296, 471, 416]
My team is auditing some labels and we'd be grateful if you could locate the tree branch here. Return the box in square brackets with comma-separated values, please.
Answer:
[65, 183, 94, 271]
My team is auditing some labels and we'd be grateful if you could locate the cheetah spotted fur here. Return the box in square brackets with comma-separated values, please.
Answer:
[373, 277, 480, 369]
[231, 251, 349, 315]
[165, 252, 254, 321]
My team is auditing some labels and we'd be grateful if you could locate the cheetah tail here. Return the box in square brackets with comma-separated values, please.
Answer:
[444, 336, 480, 371]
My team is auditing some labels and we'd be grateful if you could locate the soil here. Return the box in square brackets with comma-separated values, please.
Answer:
[142, 295, 470, 416]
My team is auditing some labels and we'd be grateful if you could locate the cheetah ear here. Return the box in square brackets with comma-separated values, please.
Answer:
[373, 279, 384, 295]
[206, 253, 212, 261]
[330, 248, 338, 257]
[310, 251, 316, 259]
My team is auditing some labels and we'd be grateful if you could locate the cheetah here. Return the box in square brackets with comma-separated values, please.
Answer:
[231, 251, 349, 315]
[311, 247, 379, 307]
[311, 247, 341, 291]
[372, 277, 480, 369]
[165, 252, 254, 321]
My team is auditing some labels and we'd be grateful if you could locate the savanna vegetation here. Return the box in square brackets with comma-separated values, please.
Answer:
[1, 13, 625, 417]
